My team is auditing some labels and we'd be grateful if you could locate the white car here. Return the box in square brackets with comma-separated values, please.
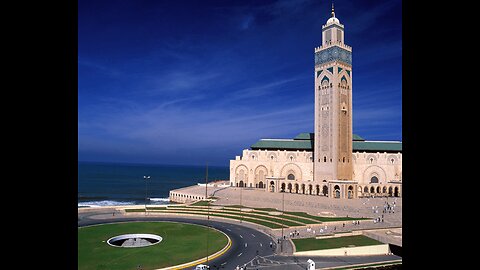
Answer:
[195, 264, 209, 270]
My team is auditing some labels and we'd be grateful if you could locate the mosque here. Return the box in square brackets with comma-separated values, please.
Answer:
[229, 5, 402, 199]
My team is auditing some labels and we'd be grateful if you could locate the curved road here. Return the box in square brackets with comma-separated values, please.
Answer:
[78, 210, 278, 270]
[78, 209, 401, 270]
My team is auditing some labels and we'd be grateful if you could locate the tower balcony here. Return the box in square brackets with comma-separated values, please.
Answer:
[315, 41, 352, 53]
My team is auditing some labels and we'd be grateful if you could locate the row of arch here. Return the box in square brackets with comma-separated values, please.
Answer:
[234, 181, 401, 198]
[234, 164, 304, 185]
[358, 185, 401, 197]
[170, 192, 204, 202]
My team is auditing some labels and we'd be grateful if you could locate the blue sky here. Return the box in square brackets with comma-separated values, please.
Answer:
[78, 0, 402, 166]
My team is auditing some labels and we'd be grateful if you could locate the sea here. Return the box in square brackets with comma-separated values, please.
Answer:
[78, 161, 229, 208]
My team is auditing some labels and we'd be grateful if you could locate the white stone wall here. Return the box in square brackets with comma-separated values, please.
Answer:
[229, 149, 314, 188]
[352, 152, 402, 185]
[229, 149, 402, 198]
[352, 151, 402, 197]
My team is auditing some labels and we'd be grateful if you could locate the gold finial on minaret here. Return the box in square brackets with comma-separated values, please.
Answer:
[331, 2, 335, 17]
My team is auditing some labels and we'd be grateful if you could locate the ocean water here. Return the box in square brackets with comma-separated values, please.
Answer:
[78, 161, 229, 207]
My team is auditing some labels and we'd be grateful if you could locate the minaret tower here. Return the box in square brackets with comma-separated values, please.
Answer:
[314, 3, 355, 198]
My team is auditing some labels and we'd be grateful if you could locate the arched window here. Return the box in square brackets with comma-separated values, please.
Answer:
[324, 156, 327, 162]
[391, 158, 395, 164]
[334, 185, 341, 198]
[287, 174, 295, 180]
[370, 176, 379, 184]
[322, 185, 328, 196]
[342, 157, 345, 163]
[270, 181, 275, 192]
[370, 158, 374, 164]
[258, 170, 265, 184]
[364, 186, 368, 193]
[271, 155, 274, 160]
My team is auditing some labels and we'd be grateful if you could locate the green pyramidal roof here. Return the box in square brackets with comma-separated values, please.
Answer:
[250, 133, 401, 152]
[352, 134, 365, 141]
[294, 133, 314, 140]
[251, 139, 313, 150]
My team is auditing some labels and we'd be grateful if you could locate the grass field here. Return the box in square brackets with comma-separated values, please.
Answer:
[293, 235, 383, 252]
[78, 221, 228, 270]
[126, 203, 367, 230]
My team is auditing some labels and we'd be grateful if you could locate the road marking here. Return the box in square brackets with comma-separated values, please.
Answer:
[259, 243, 262, 247]
[221, 262, 227, 266]
[239, 234, 243, 238]
[238, 253, 243, 257]
[226, 228, 232, 232]
[251, 233, 256, 237]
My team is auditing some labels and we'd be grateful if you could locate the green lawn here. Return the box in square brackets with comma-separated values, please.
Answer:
[78, 221, 228, 270]
[141, 207, 299, 227]
[332, 261, 402, 270]
[125, 204, 368, 229]
[293, 235, 383, 252]
[191, 200, 212, 206]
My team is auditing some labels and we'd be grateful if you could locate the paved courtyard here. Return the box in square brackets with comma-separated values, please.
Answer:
[171, 185, 402, 247]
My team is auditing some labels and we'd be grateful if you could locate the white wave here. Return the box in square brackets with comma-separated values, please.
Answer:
[149, 198, 170, 202]
[78, 200, 136, 208]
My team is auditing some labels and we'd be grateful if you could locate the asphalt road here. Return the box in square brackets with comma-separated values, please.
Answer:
[78, 211, 278, 269]
[78, 210, 401, 270]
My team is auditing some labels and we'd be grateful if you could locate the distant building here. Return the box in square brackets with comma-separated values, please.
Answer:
[229, 5, 402, 199]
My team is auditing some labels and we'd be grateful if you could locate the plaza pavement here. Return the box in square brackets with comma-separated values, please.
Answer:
[171, 185, 402, 247]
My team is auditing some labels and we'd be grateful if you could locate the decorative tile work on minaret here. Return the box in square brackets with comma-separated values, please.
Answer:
[314, 3, 353, 184]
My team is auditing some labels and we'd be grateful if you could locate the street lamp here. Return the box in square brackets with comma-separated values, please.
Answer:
[144, 175, 150, 215]
[281, 188, 285, 252]
[240, 183, 243, 223]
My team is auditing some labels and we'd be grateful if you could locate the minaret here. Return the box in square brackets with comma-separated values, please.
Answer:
[314, 3, 353, 196]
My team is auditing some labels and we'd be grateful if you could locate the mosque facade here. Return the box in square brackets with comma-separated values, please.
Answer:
[229, 6, 402, 199]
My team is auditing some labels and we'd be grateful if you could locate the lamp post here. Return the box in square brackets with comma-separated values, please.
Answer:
[205, 163, 209, 265]
[281, 188, 285, 252]
[240, 183, 243, 223]
[144, 175, 150, 215]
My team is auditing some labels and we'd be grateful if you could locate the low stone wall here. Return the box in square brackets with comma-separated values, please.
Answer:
[294, 244, 390, 256]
